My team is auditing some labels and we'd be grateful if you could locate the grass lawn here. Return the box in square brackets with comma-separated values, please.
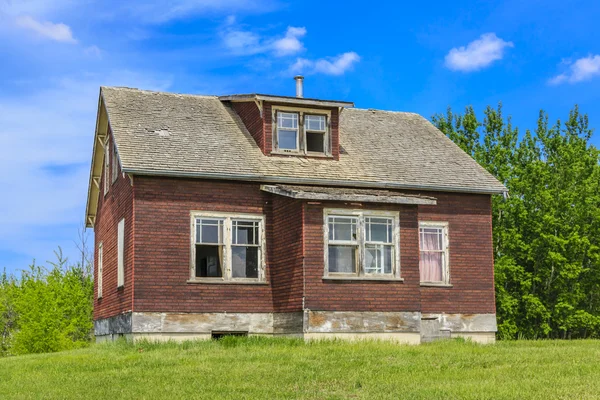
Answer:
[1, 338, 600, 399]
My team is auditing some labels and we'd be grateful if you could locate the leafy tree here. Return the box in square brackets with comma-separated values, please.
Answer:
[433, 104, 600, 339]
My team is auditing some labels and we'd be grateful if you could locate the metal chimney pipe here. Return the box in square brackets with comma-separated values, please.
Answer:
[294, 75, 304, 98]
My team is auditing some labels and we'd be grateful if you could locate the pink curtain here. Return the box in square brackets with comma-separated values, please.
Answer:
[420, 232, 443, 281]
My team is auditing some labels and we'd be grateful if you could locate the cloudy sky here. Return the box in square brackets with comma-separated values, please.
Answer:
[1, 0, 599, 274]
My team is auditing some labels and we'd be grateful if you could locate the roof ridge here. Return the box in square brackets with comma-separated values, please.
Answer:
[100, 86, 218, 99]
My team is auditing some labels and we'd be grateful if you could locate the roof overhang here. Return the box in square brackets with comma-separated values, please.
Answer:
[121, 167, 508, 195]
[260, 184, 437, 205]
[218, 93, 354, 108]
[84, 89, 109, 228]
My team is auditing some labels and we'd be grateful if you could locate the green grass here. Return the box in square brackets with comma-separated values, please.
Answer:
[1, 338, 600, 399]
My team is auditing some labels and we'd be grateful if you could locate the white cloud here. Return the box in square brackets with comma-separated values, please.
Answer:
[549, 55, 600, 85]
[444, 33, 513, 72]
[292, 52, 360, 76]
[272, 26, 306, 56]
[222, 24, 306, 57]
[15, 15, 77, 43]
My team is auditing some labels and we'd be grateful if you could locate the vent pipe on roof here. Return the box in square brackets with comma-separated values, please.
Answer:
[294, 75, 304, 98]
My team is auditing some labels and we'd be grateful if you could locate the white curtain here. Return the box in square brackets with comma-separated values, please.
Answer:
[420, 233, 443, 282]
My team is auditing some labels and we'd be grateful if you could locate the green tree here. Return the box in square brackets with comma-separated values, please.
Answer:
[433, 104, 600, 339]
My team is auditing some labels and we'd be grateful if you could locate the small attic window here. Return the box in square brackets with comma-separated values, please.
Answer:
[273, 108, 330, 156]
[276, 112, 299, 151]
[305, 115, 326, 153]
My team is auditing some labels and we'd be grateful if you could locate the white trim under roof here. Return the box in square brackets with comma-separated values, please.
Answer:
[219, 93, 354, 108]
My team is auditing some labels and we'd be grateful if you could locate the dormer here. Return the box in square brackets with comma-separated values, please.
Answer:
[220, 77, 354, 160]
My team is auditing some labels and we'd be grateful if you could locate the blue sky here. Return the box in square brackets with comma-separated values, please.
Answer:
[1, 0, 599, 274]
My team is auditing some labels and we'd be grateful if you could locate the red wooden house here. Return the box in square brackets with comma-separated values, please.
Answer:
[86, 78, 505, 343]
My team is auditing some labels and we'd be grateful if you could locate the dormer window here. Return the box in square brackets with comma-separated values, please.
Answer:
[276, 112, 299, 151]
[305, 114, 326, 153]
[274, 108, 330, 156]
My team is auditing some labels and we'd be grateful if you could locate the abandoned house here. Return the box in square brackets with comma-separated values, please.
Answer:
[86, 77, 506, 344]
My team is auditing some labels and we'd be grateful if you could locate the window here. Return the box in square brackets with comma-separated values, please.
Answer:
[305, 114, 327, 153]
[117, 218, 125, 287]
[276, 112, 299, 151]
[273, 108, 330, 155]
[111, 141, 119, 183]
[104, 139, 110, 196]
[192, 212, 265, 282]
[97, 243, 103, 299]
[419, 222, 449, 284]
[324, 210, 400, 278]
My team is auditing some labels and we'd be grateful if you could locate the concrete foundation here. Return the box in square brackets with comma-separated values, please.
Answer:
[94, 311, 496, 344]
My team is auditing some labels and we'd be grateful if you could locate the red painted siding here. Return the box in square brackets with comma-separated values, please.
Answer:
[132, 177, 274, 313]
[94, 174, 496, 318]
[302, 202, 422, 312]
[229, 101, 340, 159]
[418, 192, 496, 314]
[94, 130, 134, 320]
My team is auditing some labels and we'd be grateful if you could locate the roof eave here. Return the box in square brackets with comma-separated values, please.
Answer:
[121, 167, 508, 195]
[218, 94, 354, 108]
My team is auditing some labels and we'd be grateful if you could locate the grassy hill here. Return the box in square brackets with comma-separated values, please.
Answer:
[1, 338, 600, 399]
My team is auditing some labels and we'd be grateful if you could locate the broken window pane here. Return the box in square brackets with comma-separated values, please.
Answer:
[196, 245, 223, 277]
[365, 244, 392, 274]
[328, 245, 356, 273]
[232, 246, 259, 278]
[306, 132, 325, 153]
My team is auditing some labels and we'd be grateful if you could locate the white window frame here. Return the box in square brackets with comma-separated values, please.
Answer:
[97, 242, 103, 299]
[103, 138, 110, 196]
[111, 141, 119, 184]
[323, 209, 401, 280]
[304, 114, 328, 154]
[419, 221, 450, 285]
[272, 106, 331, 156]
[275, 111, 300, 152]
[117, 218, 125, 288]
[190, 211, 266, 283]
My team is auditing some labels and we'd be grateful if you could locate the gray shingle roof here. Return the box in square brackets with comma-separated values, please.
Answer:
[101, 86, 506, 194]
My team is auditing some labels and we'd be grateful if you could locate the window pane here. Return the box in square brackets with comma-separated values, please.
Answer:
[278, 112, 298, 129]
[328, 245, 356, 273]
[329, 217, 357, 242]
[420, 252, 443, 281]
[196, 245, 223, 277]
[306, 115, 325, 131]
[306, 132, 324, 153]
[365, 244, 393, 274]
[366, 218, 392, 243]
[232, 247, 259, 278]
[197, 219, 222, 244]
[233, 220, 258, 245]
[278, 129, 297, 150]
[420, 228, 443, 251]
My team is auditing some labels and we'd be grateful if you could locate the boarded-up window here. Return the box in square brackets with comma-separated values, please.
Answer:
[97, 243, 103, 299]
[104, 139, 110, 196]
[419, 222, 449, 283]
[111, 141, 119, 183]
[117, 218, 125, 287]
